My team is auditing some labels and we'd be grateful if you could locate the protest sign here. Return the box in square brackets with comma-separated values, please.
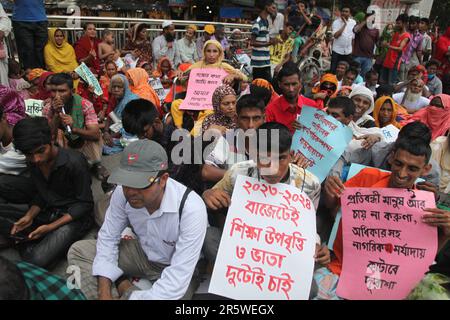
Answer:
[336, 188, 437, 300]
[149, 77, 169, 103]
[179, 68, 228, 110]
[291, 107, 353, 182]
[75, 62, 103, 96]
[25, 99, 44, 117]
[381, 124, 400, 143]
[209, 175, 317, 300]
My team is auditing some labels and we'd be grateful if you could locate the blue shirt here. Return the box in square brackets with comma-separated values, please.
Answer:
[12, 0, 47, 22]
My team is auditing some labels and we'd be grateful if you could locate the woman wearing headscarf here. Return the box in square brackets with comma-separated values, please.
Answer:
[99, 61, 118, 107]
[187, 40, 248, 84]
[373, 96, 402, 129]
[0, 85, 26, 126]
[123, 23, 153, 64]
[349, 85, 376, 128]
[44, 28, 79, 74]
[32, 71, 54, 101]
[126, 68, 162, 117]
[312, 73, 339, 109]
[74, 23, 101, 76]
[433, 27, 450, 77]
[403, 94, 450, 142]
[152, 57, 176, 90]
[102, 74, 139, 155]
[201, 84, 237, 133]
[0, 3, 11, 86]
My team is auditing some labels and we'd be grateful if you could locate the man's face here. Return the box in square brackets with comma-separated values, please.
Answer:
[51, 83, 72, 105]
[24, 144, 53, 166]
[408, 80, 424, 94]
[284, 25, 294, 36]
[215, 28, 224, 40]
[352, 95, 371, 120]
[367, 74, 378, 87]
[326, 107, 352, 125]
[409, 21, 418, 31]
[419, 21, 428, 32]
[341, 8, 350, 19]
[336, 64, 347, 78]
[165, 25, 175, 36]
[122, 174, 168, 209]
[427, 64, 437, 75]
[267, 3, 278, 17]
[238, 107, 265, 131]
[279, 74, 301, 101]
[343, 72, 356, 86]
[257, 150, 291, 184]
[388, 149, 430, 189]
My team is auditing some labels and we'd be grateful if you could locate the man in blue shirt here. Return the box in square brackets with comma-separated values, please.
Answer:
[11, 0, 48, 70]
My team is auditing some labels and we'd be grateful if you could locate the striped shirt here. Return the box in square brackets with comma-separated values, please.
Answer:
[251, 16, 271, 68]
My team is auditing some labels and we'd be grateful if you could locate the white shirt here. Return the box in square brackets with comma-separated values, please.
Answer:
[152, 35, 178, 67]
[268, 12, 284, 37]
[332, 18, 356, 55]
[0, 142, 27, 175]
[92, 178, 208, 300]
[393, 92, 430, 113]
[176, 37, 198, 64]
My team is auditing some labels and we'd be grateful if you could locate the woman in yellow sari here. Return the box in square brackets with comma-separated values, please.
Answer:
[44, 28, 79, 88]
[373, 96, 403, 129]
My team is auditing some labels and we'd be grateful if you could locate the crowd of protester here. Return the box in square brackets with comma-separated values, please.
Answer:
[0, 0, 449, 300]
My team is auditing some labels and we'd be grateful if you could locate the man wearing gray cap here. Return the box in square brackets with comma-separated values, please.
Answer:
[152, 21, 179, 67]
[68, 140, 208, 300]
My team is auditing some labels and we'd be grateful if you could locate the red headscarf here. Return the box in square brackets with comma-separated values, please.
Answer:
[404, 94, 450, 141]
[74, 34, 101, 75]
[32, 71, 54, 100]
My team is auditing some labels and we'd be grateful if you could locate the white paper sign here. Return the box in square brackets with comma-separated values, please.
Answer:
[25, 99, 44, 117]
[74, 62, 103, 96]
[149, 77, 168, 103]
[208, 175, 317, 300]
[381, 124, 400, 143]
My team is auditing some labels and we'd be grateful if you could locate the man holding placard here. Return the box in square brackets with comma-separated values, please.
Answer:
[319, 137, 450, 299]
[202, 123, 329, 280]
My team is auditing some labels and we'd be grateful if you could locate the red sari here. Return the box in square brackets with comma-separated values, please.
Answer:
[74, 35, 101, 76]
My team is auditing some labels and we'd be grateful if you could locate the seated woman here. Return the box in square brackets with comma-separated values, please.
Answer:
[126, 68, 162, 117]
[187, 40, 248, 85]
[44, 28, 79, 89]
[102, 74, 139, 155]
[403, 94, 450, 142]
[152, 57, 176, 90]
[373, 96, 402, 129]
[202, 84, 237, 134]
[99, 61, 118, 114]
[31, 71, 54, 101]
[431, 132, 450, 193]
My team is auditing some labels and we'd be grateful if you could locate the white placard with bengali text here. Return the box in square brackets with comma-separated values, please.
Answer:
[25, 99, 44, 117]
[208, 175, 317, 300]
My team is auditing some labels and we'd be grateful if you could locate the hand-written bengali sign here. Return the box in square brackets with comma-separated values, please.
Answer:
[148, 77, 168, 103]
[209, 175, 317, 300]
[291, 107, 353, 183]
[336, 188, 438, 300]
[179, 68, 228, 111]
[25, 99, 44, 117]
[381, 124, 400, 143]
[74, 62, 103, 96]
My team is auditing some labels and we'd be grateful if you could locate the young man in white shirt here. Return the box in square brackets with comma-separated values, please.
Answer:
[68, 140, 208, 300]
[330, 7, 356, 73]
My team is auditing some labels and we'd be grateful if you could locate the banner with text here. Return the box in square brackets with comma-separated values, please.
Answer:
[209, 175, 317, 300]
[336, 188, 437, 300]
[25, 99, 44, 117]
[291, 107, 353, 182]
[75, 62, 103, 96]
[179, 68, 228, 111]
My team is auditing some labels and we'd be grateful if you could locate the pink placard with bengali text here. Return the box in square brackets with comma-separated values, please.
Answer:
[337, 188, 438, 300]
[179, 68, 228, 111]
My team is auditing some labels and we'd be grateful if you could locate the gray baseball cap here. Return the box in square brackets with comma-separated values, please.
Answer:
[108, 140, 169, 188]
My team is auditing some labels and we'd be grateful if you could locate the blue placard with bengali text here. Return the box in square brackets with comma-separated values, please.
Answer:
[291, 106, 353, 182]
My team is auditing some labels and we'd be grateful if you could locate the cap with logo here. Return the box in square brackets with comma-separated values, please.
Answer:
[108, 140, 168, 189]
